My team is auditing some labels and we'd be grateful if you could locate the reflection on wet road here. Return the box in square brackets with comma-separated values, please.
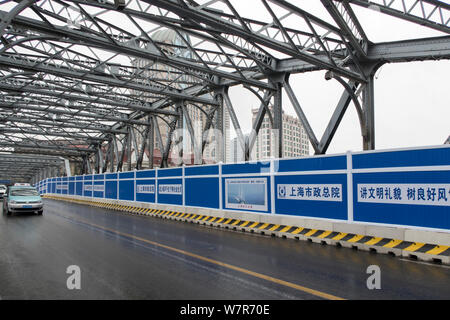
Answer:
[0, 199, 449, 299]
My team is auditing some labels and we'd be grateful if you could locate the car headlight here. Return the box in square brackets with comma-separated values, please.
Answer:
[9, 200, 16, 204]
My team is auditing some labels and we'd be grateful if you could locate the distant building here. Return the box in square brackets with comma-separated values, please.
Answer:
[229, 135, 249, 163]
[230, 137, 239, 163]
[131, 28, 230, 167]
[228, 108, 310, 163]
[251, 107, 309, 160]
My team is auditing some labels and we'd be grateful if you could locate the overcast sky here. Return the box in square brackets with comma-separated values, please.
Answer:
[4, 1, 449, 157]
[226, 1, 450, 155]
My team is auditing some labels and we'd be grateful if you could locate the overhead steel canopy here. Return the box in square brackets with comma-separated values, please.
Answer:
[0, 153, 66, 183]
[0, 0, 449, 183]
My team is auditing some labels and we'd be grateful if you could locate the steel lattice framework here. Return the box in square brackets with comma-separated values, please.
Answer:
[0, 0, 449, 183]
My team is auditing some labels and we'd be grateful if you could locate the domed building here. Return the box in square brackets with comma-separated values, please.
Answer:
[150, 28, 192, 60]
[130, 28, 231, 168]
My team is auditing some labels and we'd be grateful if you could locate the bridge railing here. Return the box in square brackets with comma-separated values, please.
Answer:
[37, 145, 450, 232]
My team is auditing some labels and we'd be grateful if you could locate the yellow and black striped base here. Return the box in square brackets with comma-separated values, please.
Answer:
[43, 195, 450, 264]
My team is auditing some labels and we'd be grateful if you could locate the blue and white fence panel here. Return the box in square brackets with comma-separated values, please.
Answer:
[185, 164, 219, 209]
[274, 154, 348, 220]
[39, 145, 450, 232]
[135, 170, 156, 203]
[157, 167, 183, 206]
[221, 161, 271, 214]
[352, 147, 450, 230]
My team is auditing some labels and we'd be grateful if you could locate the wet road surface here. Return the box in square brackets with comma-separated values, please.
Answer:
[0, 198, 449, 300]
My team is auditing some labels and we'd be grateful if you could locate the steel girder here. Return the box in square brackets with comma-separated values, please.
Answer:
[0, 0, 448, 175]
[0, 153, 67, 183]
[342, 0, 450, 34]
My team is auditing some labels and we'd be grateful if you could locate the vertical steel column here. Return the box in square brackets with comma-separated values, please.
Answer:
[117, 135, 127, 172]
[177, 103, 184, 165]
[214, 92, 225, 163]
[86, 158, 93, 175]
[94, 148, 99, 174]
[111, 135, 118, 172]
[130, 126, 139, 170]
[127, 126, 132, 171]
[94, 146, 101, 174]
[148, 116, 154, 169]
[81, 159, 86, 175]
[272, 81, 283, 159]
[161, 117, 179, 168]
[201, 109, 215, 153]
[128, 127, 136, 170]
[152, 116, 164, 167]
[360, 62, 382, 151]
[137, 122, 150, 170]
[109, 141, 114, 173]
[102, 143, 110, 173]
[182, 102, 202, 165]
[362, 74, 375, 150]
[64, 158, 72, 176]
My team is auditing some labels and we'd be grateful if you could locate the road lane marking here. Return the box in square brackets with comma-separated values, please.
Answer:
[59, 214, 345, 300]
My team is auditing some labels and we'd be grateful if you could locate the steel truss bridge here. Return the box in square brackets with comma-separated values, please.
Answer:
[0, 0, 449, 184]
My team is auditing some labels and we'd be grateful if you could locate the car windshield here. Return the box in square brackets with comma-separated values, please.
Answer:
[10, 189, 39, 196]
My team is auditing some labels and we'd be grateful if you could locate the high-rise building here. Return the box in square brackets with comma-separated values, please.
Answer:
[251, 107, 309, 160]
[229, 134, 249, 163]
[131, 28, 230, 167]
[199, 106, 232, 164]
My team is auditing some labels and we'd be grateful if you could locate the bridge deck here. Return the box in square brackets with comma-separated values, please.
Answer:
[0, 198, 449, 300]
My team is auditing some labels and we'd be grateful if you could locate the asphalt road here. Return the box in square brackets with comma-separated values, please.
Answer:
[0, 198, 449, 300]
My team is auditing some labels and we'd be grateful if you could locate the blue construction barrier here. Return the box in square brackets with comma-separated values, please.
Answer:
[37, 145, 450, 231]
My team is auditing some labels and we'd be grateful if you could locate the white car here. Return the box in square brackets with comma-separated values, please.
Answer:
[0, 185, 6, 198]
[3, 186, 43, 216]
